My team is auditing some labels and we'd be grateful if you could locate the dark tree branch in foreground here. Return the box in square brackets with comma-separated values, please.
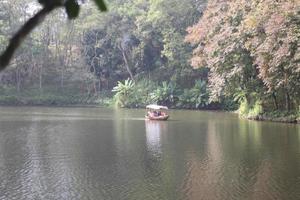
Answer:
[0, 0, 107, 71]
[0, 3, 63, 71]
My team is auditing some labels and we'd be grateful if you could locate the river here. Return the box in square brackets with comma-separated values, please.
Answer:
[0, 106, 299, 200]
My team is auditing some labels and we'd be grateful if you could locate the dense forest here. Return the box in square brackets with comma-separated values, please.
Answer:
[0, 0, 299, 122]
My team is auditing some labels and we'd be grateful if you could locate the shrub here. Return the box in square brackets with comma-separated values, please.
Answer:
[0, 95, 20, 105]
[131, 80, 157, 107]
[239, 99, 249, 116]
[112, 79, 135, 107]
[177, 80, 209, 109]
[248, 100, 263, 117]
[150, 81, 180, 106]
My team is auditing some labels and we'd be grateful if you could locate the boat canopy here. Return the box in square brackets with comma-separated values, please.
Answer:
[146, 104, 168, 110]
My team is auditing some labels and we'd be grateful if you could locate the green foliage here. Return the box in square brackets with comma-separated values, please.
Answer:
[93, 0, 107, 11]
[0, 86, 107, 106]
[112, 79, 135, 107]
[233, 89, 247, 104]
[0, 0, 108, 70]
[186, 0, 300, 113]
[0, 0, 209, 109]
[81, 0, 205, 88]
[239, 99, 249, 117]
[177, 80, 209, 109]
[65, 0, 80, 19]
[220, 97, 238, 111]
[193, 80, 209, 107]
[239, 98, 263, 118]
[248, 100, 263, 118]
[150, 81, 179, 106]
[258, 110, 298, 123]
[1, 0, 298, 124]
[0, 95, 20, 105]
[111, 79, 212, 109]
[131, 80, 157, 107]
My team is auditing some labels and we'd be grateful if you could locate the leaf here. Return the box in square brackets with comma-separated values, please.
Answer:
[93, 0, 107, 11]
[65, 0, 80, 19]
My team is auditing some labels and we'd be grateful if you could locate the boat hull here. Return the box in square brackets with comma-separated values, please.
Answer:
[145, 115, 169, 121]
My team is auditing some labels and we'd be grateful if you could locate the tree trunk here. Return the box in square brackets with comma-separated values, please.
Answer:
[0, 2, 63, 70]
[39, 66, 43, 93]
[285, 91, 291, 111]
[122, 50, 134, 81]
[272, 92, 278, 110]
[60, 66, 64, 90]
[16, 69, 20, 93]
[98, 79, 101, 92]
[93, 80, 97, 95]
[86, 83, 90, 96]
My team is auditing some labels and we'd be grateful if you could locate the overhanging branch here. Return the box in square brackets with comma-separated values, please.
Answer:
[0, 3, 63, 71]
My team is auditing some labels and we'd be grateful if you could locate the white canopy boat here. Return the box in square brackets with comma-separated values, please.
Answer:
[145, 104, 169, 120]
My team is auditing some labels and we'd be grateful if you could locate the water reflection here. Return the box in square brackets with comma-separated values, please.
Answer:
[145, 121, 168, 156]
[178, 117, 300, 200]
[180, 120, 223, 200]
[0, 107, 299, 200]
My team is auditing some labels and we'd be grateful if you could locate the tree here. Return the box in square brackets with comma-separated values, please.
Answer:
[243, 0, 300, 111]
[0, 0, 107, 70]
[186, 0, 300, 111]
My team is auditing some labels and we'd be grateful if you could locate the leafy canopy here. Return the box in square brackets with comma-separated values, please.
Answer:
[0, 0, 107, 70]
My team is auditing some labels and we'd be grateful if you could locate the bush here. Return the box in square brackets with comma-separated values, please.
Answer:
[177, 80, 209, 109]
[112, 79, 135, 107]
[111, 79, 213, 109]
[248, 100, 263, 117]
[150, 81, 180, 107]
[131, 80, 157, 107]
[0, 95, 21, 105]
[239, 99, 249, 116]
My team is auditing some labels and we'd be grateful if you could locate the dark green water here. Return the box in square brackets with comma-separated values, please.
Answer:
[0, 106, 299, 200]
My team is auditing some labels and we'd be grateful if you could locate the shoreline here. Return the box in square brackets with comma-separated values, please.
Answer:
[247, 114, 300, 124]
[0, 103, 299, 124]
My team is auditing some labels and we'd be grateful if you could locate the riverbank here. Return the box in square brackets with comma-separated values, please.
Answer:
[247, 112, 300, 124]
[0, 94, 111, 107]
[237, 100, 300, 124]
[0, 94, 299, 124]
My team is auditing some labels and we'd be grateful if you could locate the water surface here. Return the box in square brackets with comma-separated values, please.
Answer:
[0, 106, 299, 200]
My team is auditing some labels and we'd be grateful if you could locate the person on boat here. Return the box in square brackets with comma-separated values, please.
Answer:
[145, 104, 169, 120]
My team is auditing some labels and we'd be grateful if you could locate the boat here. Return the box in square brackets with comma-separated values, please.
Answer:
[145, 104, 169, 121]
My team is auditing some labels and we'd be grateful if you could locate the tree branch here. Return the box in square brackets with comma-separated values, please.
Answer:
[0, 3, 63, 71]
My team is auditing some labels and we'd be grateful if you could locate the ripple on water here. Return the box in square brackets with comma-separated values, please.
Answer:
[1, 107, 300, 200]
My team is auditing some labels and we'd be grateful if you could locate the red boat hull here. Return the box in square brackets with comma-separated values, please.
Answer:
[145, 115, 169, 121]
